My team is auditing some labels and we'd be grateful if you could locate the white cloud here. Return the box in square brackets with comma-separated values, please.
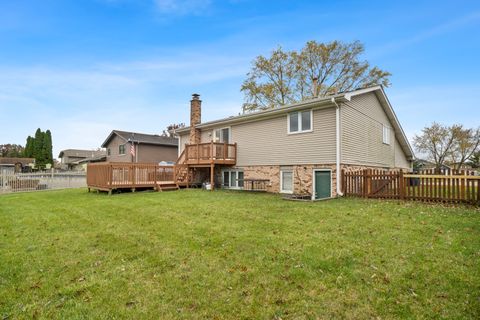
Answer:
[0, 51, 248, 158]
[372, 12, 480, 57]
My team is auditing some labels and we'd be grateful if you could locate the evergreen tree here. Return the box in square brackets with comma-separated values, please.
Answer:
[43, 130, 53, 166]
[24, 136, 34, 157]
[33, 128, 45, 169]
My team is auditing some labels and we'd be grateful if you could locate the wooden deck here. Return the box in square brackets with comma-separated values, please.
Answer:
[87, 163, 175, 193]
[87, 142, 237, 193]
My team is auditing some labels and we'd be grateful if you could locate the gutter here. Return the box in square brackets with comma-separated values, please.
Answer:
[175, 97, 343, 134]
[331, 97, 343, 197]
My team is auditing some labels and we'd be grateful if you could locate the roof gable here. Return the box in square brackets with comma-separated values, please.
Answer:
[101, 130, 178, 148]
[176, 85, 414, 160]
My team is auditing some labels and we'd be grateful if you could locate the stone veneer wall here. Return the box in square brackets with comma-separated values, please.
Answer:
[241, 164, 338, 196]
[230, 163, 404, 197]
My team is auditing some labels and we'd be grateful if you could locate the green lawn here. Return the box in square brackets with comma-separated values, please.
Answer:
[0, 189, 479, 319]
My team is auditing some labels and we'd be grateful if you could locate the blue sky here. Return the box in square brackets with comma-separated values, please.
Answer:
[1, 0, 479, 158]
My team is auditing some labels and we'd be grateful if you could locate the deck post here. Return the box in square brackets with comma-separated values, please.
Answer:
[210, 141, 214, 161]
[196, 143, 200, 164]
[210, 163, 214, 191]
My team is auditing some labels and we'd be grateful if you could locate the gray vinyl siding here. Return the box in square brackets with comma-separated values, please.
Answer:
[192, 107, 336, 166]
[178, 134, 186, 155]
[341, 92, 396, 168]
[394, 137, 411, 169]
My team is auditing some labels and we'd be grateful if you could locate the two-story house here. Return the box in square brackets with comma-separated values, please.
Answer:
[101, 130, 178, 164]
[174, 86, 414, 199]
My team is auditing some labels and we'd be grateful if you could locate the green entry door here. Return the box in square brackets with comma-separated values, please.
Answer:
[314, 170, 331, 200]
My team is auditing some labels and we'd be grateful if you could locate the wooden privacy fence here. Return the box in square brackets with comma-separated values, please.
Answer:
[342, 169, 480, 205]
[87, 163, 174, 192]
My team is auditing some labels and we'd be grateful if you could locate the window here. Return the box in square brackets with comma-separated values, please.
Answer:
[382, 125, 391, 145]
[222, 169, 244, 189]
[280, 170, 293, 193]
[107, 148, 111, 156]
[214, 127, 230, 143]
[288, 110, 312, 133]
[119, 144, 126, 155]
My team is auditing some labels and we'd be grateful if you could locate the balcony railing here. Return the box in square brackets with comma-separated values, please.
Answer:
[184, 142, 237, 165]
[87, 162, 174, 191]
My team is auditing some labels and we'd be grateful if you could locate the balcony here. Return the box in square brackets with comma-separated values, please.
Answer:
[183, 142, 237, 166]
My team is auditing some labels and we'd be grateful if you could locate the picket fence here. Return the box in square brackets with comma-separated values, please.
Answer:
[0, 170, 86, 194]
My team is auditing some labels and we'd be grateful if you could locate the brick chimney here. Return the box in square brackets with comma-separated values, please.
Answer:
[190, 93, 201, 144]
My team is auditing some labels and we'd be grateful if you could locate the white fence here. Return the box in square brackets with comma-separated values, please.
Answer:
[0, 170, 86, 194]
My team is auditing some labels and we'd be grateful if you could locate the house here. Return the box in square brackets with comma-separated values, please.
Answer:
[0, 157, 35, 173]
[414, 159, 451, 171]
[58, 149, 107, 170]
[174, 86, 414, 199]
[101, 130, 178, 163]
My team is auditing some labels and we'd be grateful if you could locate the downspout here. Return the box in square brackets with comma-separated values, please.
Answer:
[331, 97, 343, 196]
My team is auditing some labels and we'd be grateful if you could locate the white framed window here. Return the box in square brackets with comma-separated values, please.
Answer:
[288, 110, 312, 134]
[119, 144, 126, 155]
[382, 125, 391, 145]
[214, 127, 230, 143]
[280, 170, 293, 193]
[222, 169, 244, 189]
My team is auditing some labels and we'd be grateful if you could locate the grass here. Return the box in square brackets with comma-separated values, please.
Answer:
[0, 189, 479, 319]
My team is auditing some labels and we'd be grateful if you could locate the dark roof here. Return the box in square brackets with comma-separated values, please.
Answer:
[101, 130, 178, 148]
[0, 157, 35, 165]
[58, 149, 106, 159]
[75, 155, 107, 164]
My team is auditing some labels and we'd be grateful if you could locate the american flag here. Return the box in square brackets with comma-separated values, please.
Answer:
[130, 144, 135, 156]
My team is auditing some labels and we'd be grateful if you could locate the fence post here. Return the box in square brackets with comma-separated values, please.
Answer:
[362, 169, 368, 198]
[399, 170, 404, 200]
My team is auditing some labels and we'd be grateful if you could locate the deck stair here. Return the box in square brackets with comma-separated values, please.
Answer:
[156, 181, 179, 192]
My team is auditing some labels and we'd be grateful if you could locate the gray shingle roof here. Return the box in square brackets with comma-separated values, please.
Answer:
[101, 130, 178, 148]
[58, 149, 106, 159]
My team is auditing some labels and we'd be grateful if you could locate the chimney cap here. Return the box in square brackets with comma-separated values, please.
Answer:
[192, 93, 200, 100]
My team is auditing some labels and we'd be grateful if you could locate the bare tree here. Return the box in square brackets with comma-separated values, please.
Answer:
[413, 123, 456, 171]
[241, 40, 391, 112]
[450, 125, 480, 169]
[467, 151, 480, 169]
[162, 123, 185, 137]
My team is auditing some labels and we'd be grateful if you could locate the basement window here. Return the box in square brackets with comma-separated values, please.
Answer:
[288, 110, 312, 134]
[222, 170, 244, 189]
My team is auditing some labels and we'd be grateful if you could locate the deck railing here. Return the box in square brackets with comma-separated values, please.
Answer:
[184, 142, 237, 165]
[87, 163, 174, 191]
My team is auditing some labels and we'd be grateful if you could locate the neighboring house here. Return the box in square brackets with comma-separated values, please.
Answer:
[175, 86, 414, 199]
[101, 130, 178, 163]
[58, 149, 106, 170]
[0, 157, 35, 173]
[414, 159, 451, 171]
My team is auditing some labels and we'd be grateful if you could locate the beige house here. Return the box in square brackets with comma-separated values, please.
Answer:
[175, 86, 414, 199]
[101, 130, 178, 163]
[58, 149, 106, 170]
